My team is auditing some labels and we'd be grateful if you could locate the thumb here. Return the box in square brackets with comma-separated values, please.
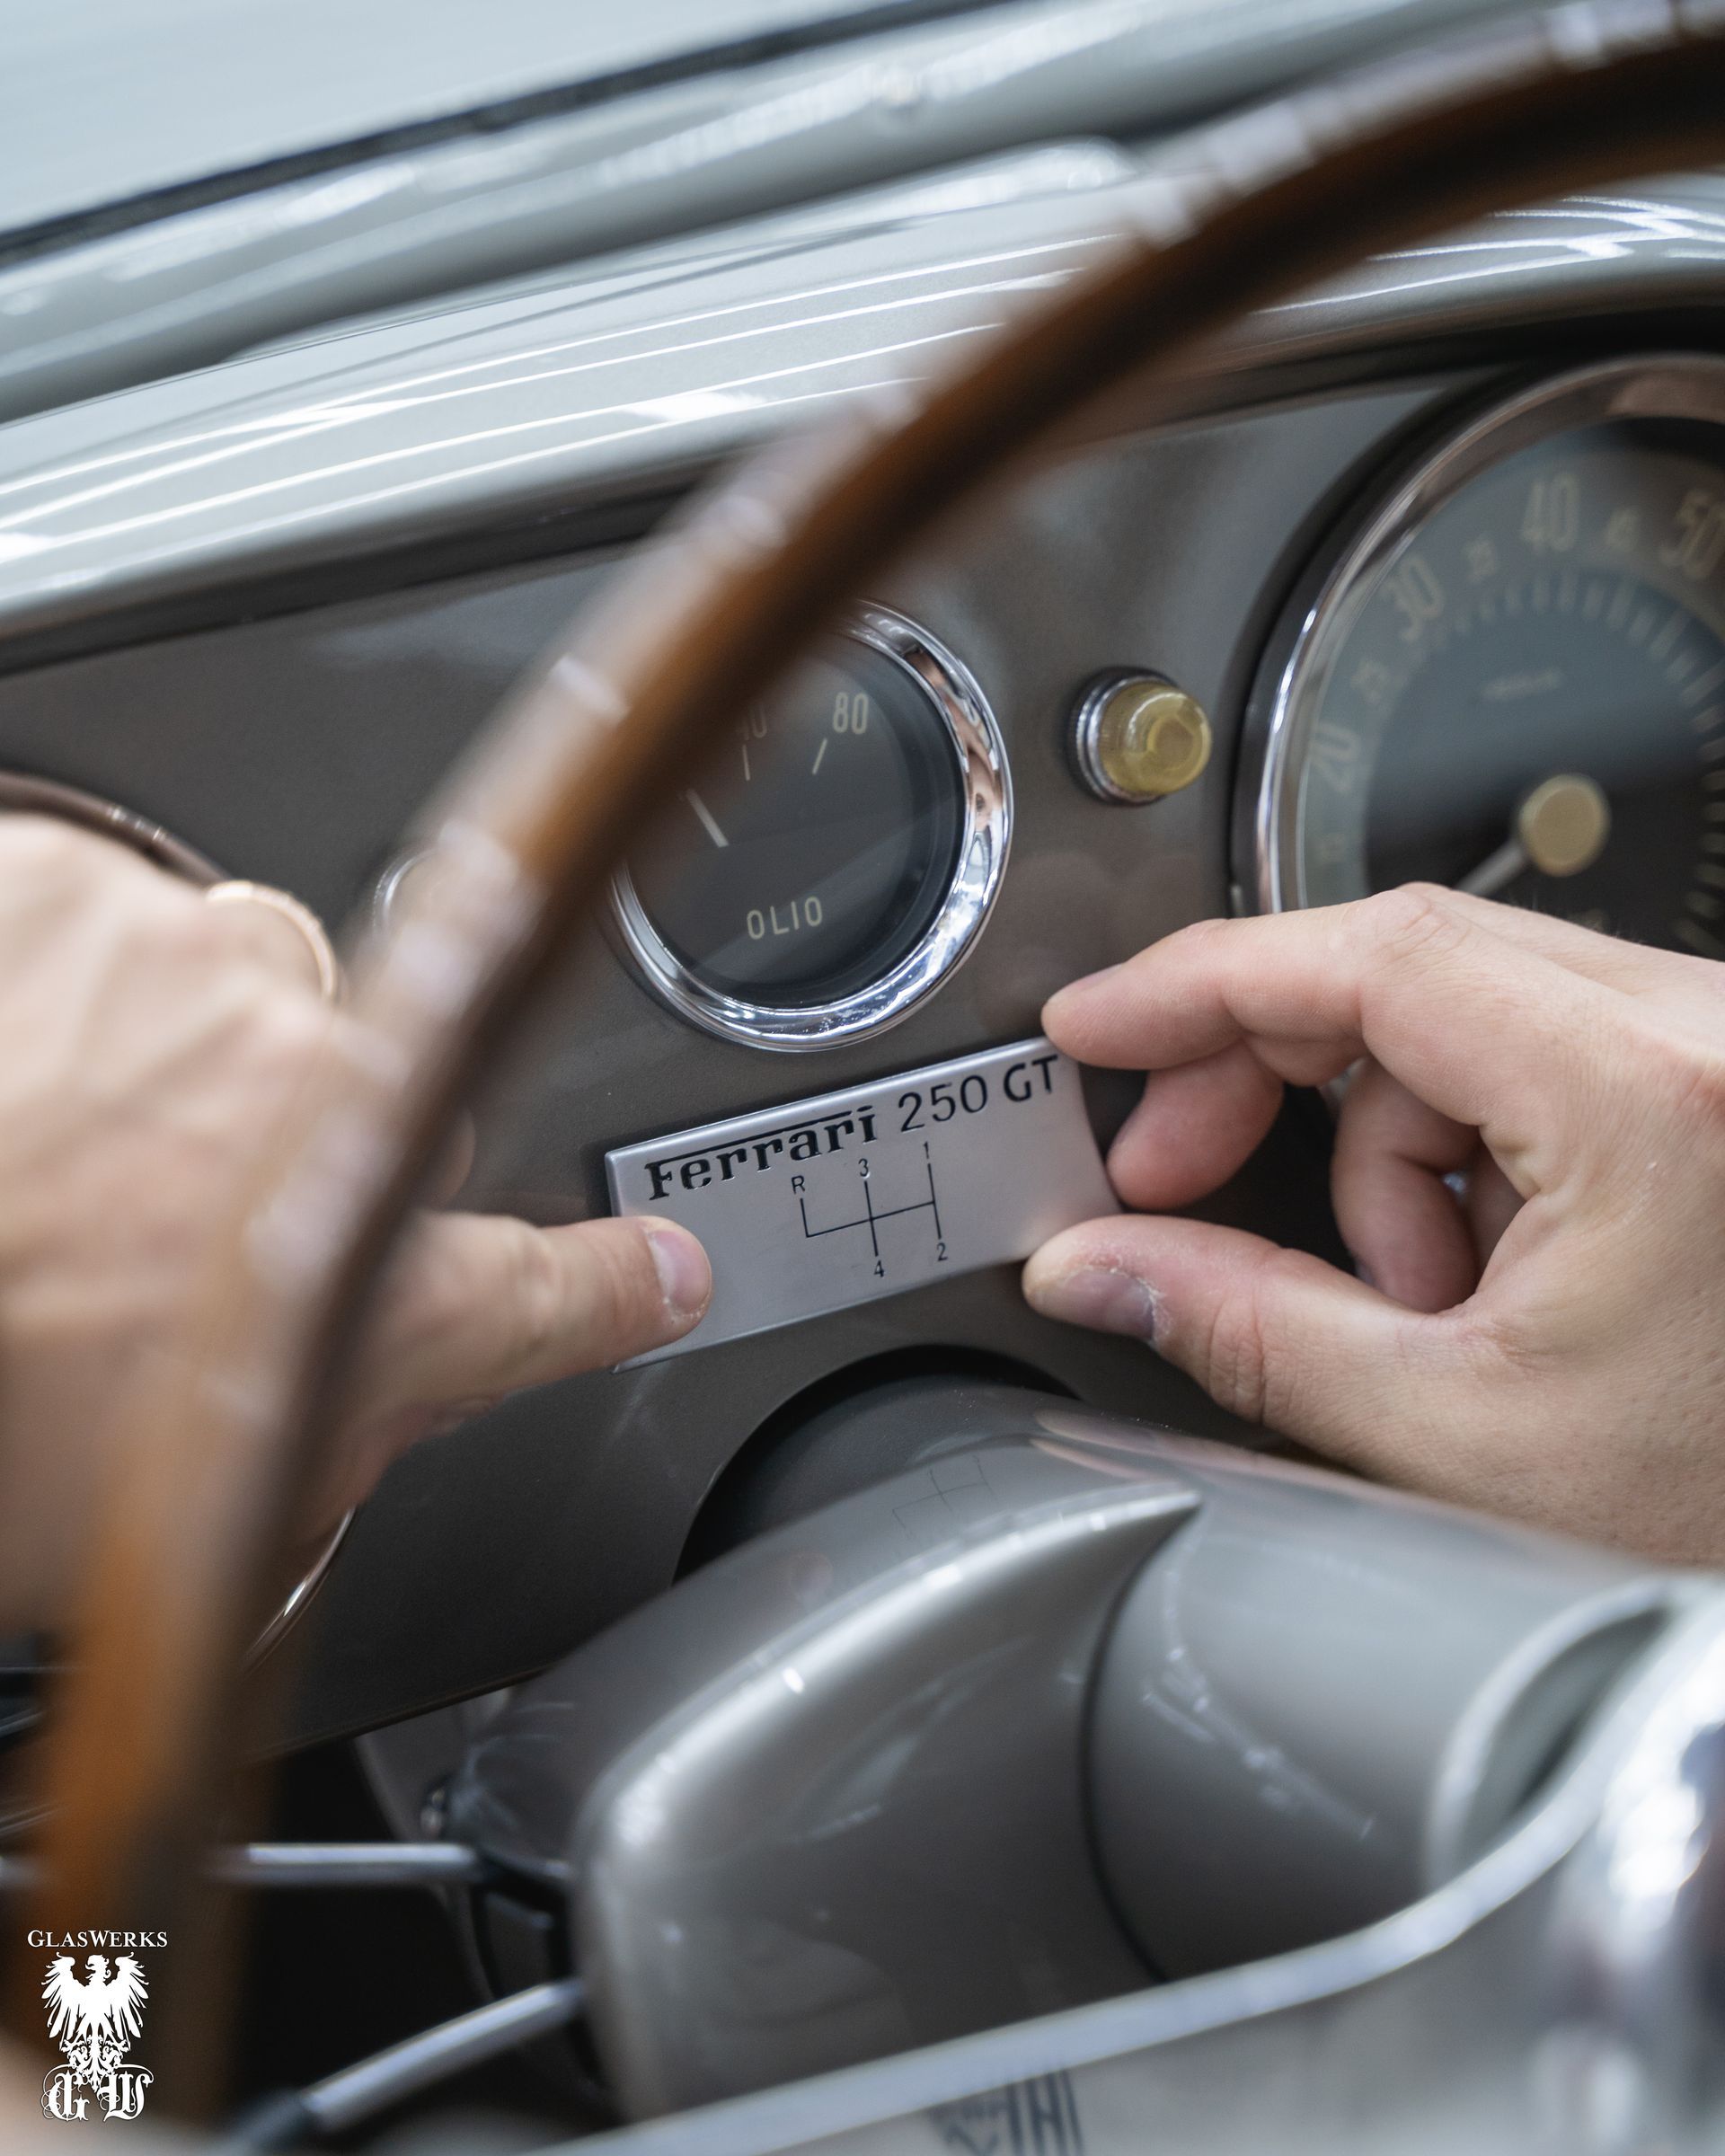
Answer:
[1023, 1215, 1457, 1471]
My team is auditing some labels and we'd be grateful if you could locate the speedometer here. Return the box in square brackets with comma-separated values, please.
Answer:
[1244, 358, 1725, 954]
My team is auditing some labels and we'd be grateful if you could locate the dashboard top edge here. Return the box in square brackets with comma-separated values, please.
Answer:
[0, 176, 1720, 663]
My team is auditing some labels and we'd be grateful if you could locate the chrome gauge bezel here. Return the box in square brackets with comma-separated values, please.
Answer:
[610, 605, 1012, 1052]
[1240, 353, 1725, 918]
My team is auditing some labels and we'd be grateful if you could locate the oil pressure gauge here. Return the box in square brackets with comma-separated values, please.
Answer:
[614, 608, 1010, 1049]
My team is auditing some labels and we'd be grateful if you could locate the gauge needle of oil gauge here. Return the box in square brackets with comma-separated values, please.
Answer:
[683, 789, 730, 849]
[1455, 773, 1611, 897]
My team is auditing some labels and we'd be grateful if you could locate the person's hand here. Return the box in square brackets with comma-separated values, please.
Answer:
[0, 817, 710, 1627]
[1023, 885, 1725, 1563]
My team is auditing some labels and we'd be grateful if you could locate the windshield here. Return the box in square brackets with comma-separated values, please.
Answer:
[5, 0, 969, 236]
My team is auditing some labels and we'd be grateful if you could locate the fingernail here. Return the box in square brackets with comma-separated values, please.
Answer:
[1027, 1264, 1157, 1340]
[647, 1224, 712, 1322]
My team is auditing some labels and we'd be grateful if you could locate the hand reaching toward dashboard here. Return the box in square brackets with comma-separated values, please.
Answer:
[0, 817, 711, 1628]
[1024, 884, 1725, 1562]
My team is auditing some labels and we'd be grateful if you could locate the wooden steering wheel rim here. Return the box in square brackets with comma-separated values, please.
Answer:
[20, 0, 1725, 2108]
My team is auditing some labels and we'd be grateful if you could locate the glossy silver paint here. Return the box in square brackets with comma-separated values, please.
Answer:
[1084, 1420, 1682, 1977]
[543, 1598, 1725, 2155]
[0, 0, 1550, 427]
[610, 606, 1012, 1050]
[450, 1427, 1198, 2114]
[450, 1407, 1710, 2136]
[582, 1470, 1183, 2116]
[1, 171, 1723, 654]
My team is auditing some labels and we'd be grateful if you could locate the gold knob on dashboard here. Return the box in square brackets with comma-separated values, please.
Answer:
[1073, 673, 1213, 804]
[1517, 773, 1611, 879]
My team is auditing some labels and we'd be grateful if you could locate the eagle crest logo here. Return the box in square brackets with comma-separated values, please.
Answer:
[40, 1953, 152, 2122]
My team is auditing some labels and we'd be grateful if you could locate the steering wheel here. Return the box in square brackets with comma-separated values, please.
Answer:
[14, 0, 1725, 2118]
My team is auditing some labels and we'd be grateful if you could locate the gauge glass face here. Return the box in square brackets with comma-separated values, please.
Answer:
[1277, 408, 1725, 955]
[625, 639, 967, 1008]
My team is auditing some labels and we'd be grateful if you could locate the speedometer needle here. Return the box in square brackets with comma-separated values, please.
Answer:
[1456, 772, 1611, 898]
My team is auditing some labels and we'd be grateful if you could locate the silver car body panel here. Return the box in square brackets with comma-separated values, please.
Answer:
[0, 0, 1546, 424]
[551, 1602, 1725, 2155]
[0, 163, 1721, 655]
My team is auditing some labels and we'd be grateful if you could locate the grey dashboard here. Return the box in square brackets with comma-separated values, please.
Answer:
[3, 154, 1724, 1741]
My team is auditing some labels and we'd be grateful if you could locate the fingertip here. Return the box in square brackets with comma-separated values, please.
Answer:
[1022, 1218, 1098, 1290]
[1023, 1221, 1159, 1340]
[1330, 1063, 1485, 1313]
[1022, 1224, 1078, 1303]
[1104, 1043, 1283, 1210]
[643, 1220, 712, 1331]
[1040, 992, 1078, 1050]
[364, 1211, 715, 1439]
[1042, 963, 1120, 1046]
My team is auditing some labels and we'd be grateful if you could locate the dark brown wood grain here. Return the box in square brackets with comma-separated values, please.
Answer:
[15, 0, 1725, 2109]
